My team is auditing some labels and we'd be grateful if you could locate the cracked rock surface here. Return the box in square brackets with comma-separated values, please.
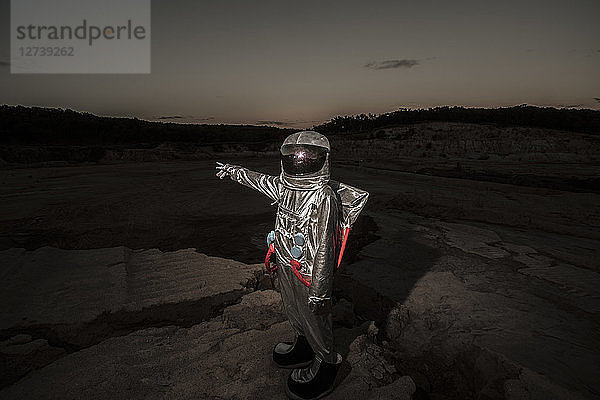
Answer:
[0, 247, 265, 387]
[342, 209, 599, 400]
[0, 288, 415, 400]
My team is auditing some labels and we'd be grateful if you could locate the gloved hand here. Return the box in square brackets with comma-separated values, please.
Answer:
[308, 296, 332, 316]
[215, 162, 236, 179]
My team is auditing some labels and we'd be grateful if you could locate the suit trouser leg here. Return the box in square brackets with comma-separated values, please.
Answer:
[278, 264, 338, 364]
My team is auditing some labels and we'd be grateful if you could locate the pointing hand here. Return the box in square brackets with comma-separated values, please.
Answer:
[216, 161, 232, 179]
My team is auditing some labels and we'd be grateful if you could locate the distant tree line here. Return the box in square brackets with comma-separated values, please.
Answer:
[313, 105, 600, 134]
[2, 105, 599, 147]
[0, 105, 295, 145]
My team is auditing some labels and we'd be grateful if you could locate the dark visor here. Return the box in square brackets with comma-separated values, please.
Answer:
[281, 144, 327, 176]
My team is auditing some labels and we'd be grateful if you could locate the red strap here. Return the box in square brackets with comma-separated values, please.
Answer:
[337, 227, 350, 269]
[266, 226, 351, 283]
[291, 259, 311, 287]
[265, 243, 277, 272]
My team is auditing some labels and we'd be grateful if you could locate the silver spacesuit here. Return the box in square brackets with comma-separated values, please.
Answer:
[216, 131, 368, 393]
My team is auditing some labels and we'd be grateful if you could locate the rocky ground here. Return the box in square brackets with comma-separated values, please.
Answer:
[0, 151, 598, 399]
[0, 248, 415, 400]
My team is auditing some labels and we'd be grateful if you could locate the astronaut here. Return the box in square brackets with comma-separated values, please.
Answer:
[216, 130, 368, 400]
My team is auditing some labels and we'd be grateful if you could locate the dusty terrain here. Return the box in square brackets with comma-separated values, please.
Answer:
[1, 124, 599, 399]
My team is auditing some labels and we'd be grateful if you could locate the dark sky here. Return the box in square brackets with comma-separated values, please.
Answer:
[1, 0, 599, 128]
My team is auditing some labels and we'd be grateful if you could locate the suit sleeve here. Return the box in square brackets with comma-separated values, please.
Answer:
[227, 165, 280, 203]
[308, 193, 337, 313]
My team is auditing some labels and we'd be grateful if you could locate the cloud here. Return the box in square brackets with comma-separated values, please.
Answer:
[364, 59, 419, 70]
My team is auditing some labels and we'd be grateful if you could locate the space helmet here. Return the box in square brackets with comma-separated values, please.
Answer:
[280, 131, 330, 176]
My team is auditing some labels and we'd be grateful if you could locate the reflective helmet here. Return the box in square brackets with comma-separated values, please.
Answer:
[280, 131, 330, 176]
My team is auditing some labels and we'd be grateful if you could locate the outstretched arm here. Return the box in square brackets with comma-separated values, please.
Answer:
[216, 162, 279, 203]
[308, 193, 337, 315]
